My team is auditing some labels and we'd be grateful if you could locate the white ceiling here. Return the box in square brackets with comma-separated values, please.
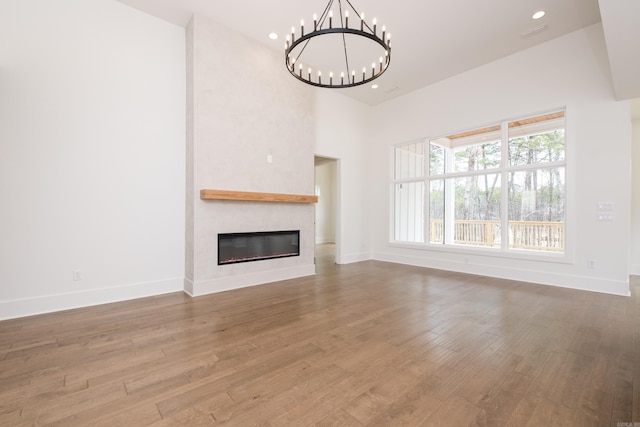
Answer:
[116, 0, 638, 107]
[598, 0, 640, 101]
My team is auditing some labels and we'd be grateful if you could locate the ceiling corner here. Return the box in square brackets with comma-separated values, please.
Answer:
[598, 0, 640, 100]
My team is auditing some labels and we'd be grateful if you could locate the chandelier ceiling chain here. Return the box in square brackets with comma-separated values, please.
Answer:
[285, 0, 391, 89]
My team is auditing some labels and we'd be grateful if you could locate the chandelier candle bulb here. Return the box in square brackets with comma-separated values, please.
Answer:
[341, 72, 345, 85]
[329, 10, 333, 28]
[352, 70, 355, 84]
[313, 14, 317, 30]
[345, 11, 349, 28]
[360, 12, 364, 31]
[318, 70, 321, 84]
[362, 67, 366, 81]
[291, 27, 295, 41]
[308, 68, 311, 80]
[330, 72, 333, 85]
[301, 19, 304, 36]
[382, 26, 386, 41]
[373, 18, 377, 35]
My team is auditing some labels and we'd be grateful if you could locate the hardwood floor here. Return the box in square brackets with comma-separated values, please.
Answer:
[1, 244, 638, 426]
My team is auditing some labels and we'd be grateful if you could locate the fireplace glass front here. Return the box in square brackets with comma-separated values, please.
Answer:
[218, 230, 300, 265]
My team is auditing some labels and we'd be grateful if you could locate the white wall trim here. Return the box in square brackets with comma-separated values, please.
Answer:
[630, 264, 640, 276]
[315, 237, 335, 244]
[338, 252, 372, 264]
[188, 265, 316, 297]
[0, 278, 183, 321]
[374, 251, 630, 297]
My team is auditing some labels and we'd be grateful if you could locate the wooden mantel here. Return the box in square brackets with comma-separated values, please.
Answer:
[200, 189, 318, 204]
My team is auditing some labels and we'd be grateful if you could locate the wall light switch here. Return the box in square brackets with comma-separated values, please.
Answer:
[267, 155, 273, 163]
[596, 201, 614, 221]
[596, 201, 614, 211]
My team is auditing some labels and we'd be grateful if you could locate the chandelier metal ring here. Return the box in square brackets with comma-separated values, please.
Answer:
[284, 0, 391, 89]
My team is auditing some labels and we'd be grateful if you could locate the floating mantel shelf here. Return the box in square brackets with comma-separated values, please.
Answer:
[200, 189, 318, 204]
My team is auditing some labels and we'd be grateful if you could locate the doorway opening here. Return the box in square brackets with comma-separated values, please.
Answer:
[314, 156, 339, 265]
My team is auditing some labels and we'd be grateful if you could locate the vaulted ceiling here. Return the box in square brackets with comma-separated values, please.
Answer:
[116, 0, 638, 107]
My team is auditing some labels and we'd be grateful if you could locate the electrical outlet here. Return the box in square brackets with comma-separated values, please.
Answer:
[73, 270, 82, 281]
[587, 260, 596, 269]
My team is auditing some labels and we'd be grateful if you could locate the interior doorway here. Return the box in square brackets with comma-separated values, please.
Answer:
[314, 156, 339, 264]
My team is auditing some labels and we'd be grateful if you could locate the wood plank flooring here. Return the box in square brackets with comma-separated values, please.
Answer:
[1, 244, 638, 426]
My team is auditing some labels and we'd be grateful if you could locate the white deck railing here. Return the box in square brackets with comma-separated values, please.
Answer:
[430, 220, 564, 251]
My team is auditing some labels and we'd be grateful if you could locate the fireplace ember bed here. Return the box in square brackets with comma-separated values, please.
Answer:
[218, 230, 300, 265]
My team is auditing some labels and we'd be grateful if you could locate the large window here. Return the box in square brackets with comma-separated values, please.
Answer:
[393, 111, 566, 254]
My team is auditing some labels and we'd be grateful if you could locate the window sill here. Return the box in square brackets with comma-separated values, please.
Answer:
[388, 241, 573, 265]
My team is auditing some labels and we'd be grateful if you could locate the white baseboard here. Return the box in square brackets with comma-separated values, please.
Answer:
[338, 252, 371, 264]
[0, 277, 183, 321]
[630, 263, 640, 276]
[315, 238, 335, 244]
[187, 264, 316, 297]
[374, 251, 630, 297]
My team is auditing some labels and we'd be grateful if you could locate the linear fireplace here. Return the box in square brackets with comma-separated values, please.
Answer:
[218, 230, 300, 265]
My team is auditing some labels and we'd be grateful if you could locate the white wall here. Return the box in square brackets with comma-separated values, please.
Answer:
[0, 0, 186, 320]
[632, 118, 640, 276]
[369, 23, 632, 296]
[185, 15, 316, 296]
[315, 91, 372, 263]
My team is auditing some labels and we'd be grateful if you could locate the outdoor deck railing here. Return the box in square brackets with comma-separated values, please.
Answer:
[429, 220, 564, 251]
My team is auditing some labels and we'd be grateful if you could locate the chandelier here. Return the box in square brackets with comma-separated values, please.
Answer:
[285, 0, 391, 88]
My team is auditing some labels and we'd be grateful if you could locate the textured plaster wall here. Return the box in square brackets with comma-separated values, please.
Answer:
[185, 15, 317, 295]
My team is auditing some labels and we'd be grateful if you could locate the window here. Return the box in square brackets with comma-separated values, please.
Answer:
[394, 142, 425, 242]
[392, 111, 566, 254]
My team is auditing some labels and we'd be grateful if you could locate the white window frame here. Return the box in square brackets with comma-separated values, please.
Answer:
[390, 109, 571, 263]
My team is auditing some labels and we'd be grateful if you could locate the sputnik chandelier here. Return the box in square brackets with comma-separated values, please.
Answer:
[285, 0, 391, 88]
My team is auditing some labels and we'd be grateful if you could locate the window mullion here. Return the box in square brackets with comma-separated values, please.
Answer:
[506, 160, 566, 173]
[500, 121, 509, 251]
[443, 146, 455, 245]
[424, 141, 429, 244]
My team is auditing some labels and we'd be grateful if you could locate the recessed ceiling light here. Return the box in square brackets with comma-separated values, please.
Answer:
[268, 32, 278, 40]
[372, 84, 379, 89]
[532, 10, 545, 20]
